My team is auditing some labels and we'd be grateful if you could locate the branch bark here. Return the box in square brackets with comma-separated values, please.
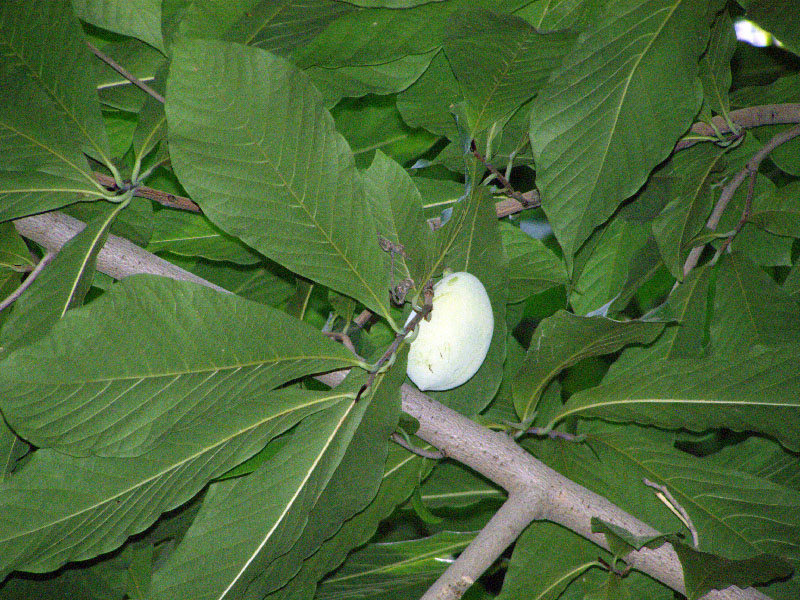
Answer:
[681, 120, 800, 278]
[12, 213, 775, 600]
[675, 103, 800, 151]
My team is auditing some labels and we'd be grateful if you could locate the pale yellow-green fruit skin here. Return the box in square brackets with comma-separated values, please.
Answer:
[406, 272, 493, 391]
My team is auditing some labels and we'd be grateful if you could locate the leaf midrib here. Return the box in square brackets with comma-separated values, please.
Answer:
[3, 394, 352, 542]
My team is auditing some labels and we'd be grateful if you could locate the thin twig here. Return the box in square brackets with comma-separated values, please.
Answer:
[323, 331, 361, 358]
[87, 41, 165, 104]
[675, 104, 800, 151]
[390, 433, 445, 459]
[94, 173, 201, 213]
[716, 170, 758, 257]
[643, 478, 699, 548]
[0, 252, 55, 312]
[682, 121, 800, 278]
[471, 142, 534, 207]
[354, 280, 433, 401]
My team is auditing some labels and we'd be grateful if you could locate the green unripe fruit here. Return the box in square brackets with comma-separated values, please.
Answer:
[406, 272, 493, 391]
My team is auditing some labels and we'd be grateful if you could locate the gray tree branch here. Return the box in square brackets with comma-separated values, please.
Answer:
[13, 212, 774, 600]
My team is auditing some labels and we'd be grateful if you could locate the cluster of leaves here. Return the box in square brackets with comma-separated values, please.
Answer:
[0, 0, 799, 599]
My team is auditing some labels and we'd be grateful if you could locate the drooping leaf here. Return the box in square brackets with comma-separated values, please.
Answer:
[244, 350, 406, 596]
[0, 387, 349, 576]
[513, 310, 664, 426]
[363, 151, 435, 296]
[673, 542, 792, 600]
[315, 531, 476, 599]
[530, 0, 716, 265]
[528, 424, 800, 599]
[0, 419, 27, 483]
[568, 216, 651, 315]
[307, 52, 436, 108]
[698, 9, 736, 116]
[225, 0, 355, 55]
[396, 50, 462, 139]
[650, 143, 726, 280]
[72, 0, 165, 52]
[748, 181, 800, 239]
[0, 276, 363, 457]
[149, 389, 369, 600]
[263, 444, 431, 600]
[1, 201, 125, 354]
[167, 39, 397, 327]
[591, 518, 672, 556]
[0, 222, 34, 270]
[332, 95, 436, 169]
[426, 186, 508, 415]
[444, 10, 576, 135]
[554, 343, 800, 451]
[0, 0, 110, 162]
[500, 223, 567, 304]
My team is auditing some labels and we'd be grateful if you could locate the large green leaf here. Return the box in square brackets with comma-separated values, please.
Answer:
[0, 0, 109, 221]
[0, 276, 362, 457]
[444, 10, 576, 134]
[0, 0, 110, 163]
[554, 343, 800, 451]
[500, 223, 567, 304]
[0, 387, 348, 576]
[72, 0, 165, 52]
[1, 202, 124, 354]
[149, 386, 371, 600]
[708, 252, 800, 353]
[513, 311, 664, 426]
[167, 39, 396, 327]
[529, 0, 714, 265]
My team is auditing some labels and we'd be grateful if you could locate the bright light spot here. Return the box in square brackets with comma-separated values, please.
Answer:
[735, 20, 772, 47]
